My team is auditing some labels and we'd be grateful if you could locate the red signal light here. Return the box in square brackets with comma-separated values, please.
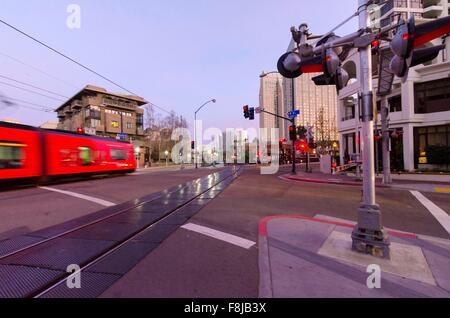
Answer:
[76, 127, 84, 134]
[372, 40, 380, 47]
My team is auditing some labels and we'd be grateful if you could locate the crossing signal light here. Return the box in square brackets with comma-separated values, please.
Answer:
[309, 49, 349, 91]
[249, 107, 255, 120]
[277, 33, 350, 92]
[390, 16, 450, 79]
[289, 125, 297, 141]
[243, 105, 249, 119]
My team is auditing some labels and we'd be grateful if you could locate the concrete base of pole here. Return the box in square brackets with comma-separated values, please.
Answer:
[351, 204, 391, 259]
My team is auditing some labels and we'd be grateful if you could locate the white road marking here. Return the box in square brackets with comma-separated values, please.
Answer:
[410, 190, 450, 235]
[39, 186, 115, 207]
[181, 223, 256, 249]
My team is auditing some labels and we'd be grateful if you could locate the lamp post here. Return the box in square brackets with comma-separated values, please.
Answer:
[194, 99, 216, 169]
[135, 146, 140, 170]
[165, 150, 169, 166]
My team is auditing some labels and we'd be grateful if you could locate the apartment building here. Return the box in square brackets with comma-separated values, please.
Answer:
[55, 85, 148, 166]
[338, 0, 450, 171]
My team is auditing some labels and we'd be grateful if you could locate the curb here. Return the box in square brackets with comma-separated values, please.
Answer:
[280, 174, 391, 188]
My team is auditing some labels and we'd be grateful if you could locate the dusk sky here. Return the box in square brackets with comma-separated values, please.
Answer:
[0, 0, 358, 132]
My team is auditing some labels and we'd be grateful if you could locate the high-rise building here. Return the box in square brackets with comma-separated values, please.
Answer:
[283, 73, 338, 142]
[259, 67, 338, 143]
[338, 0, 450, 172]
[259, 72, 285, 138]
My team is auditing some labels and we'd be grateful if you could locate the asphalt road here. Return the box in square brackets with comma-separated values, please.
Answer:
[0, 167, 222, 241]
[101, 165, 450, 298]
[1, 165, 449, 297]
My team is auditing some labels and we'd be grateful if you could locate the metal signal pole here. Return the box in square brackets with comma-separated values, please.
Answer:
[351, 0, 390, 258]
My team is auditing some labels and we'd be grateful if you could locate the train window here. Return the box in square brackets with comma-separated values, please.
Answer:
[0, 142, 25, 169]
[111, 149, 128, 161]
[78, 147, 92, 166]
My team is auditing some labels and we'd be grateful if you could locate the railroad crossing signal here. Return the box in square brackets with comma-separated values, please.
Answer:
[390, 16, 450, 79]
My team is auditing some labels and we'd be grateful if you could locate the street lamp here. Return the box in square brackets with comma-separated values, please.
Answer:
[194, 99, 216, 169]
[165, 150, 169, 166]
[135, 146, 140, 169]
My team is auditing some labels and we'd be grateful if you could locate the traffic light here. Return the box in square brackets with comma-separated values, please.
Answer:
[390, 16, 450, 79]
[249, 107, 255, 120]
[191, 141, 195, 150]
[297, 126, 307, 139]
[76, 127, 84, 134]
[289, 125, 297, 141]
[243, 105, 249, 119]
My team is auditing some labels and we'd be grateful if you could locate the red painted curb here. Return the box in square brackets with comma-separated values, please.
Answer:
[259, 215, 417, 239]
[282, 175, 390, 188]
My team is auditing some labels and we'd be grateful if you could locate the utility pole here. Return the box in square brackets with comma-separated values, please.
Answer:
[291, 80, 296, 175]
[351, 0, 390, 258]
[380, 96, 392, 184]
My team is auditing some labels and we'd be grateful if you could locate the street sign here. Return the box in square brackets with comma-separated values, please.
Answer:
[288, 109, 300, 118]
[255, 107, 261, 114]
[116, 133, 129, 140]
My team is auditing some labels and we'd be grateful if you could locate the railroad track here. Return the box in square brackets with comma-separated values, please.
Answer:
[0, 166, 242, 298]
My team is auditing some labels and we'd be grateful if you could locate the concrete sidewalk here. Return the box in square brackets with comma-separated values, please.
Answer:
[281, 171, 450, 193]
[259, 215, 450, 298]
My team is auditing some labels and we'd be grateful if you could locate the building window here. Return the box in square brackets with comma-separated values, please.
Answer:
[394, 0, 407, 8]
[415, 78, 450, 114]
[414, 125, 450, 166]
[136, 115, 144, 128]
[0, 142, 24, 169]
[88, 119, 101, 128]
[126, 123, 133, 129]
[410, 0, 422, 9]
[389, 95, 402, 112]
[341, 94, 357, 121]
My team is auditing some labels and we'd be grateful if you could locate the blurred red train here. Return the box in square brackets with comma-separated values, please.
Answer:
[0, 121, 136, 186]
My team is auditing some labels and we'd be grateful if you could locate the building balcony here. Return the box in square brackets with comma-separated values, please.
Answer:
[423, 5, 443, 18]
[85, 110, 101, 119]
[71, 100, 83, 109]
[423, 0, 440, 8]
[57, 111, 66, 119]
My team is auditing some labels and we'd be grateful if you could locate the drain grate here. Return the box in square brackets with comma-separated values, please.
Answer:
[0, 264, 63, 298]
[0, 236, 44, 258]
[1, 238, 114, 271]
[86, 241, 159, 275]
[39, 272, 121, 298]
